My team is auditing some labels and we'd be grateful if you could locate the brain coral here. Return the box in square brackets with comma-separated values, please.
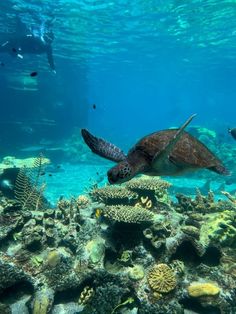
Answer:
[103, 205, 154, 223]
[148, 263, 176, 293]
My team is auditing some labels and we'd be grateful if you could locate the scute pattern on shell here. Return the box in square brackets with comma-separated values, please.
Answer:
[148, 263, 177, 293]
[134, 130, 223, 170]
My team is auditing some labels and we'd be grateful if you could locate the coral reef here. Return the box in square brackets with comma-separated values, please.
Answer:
[0, 174, 236, 313]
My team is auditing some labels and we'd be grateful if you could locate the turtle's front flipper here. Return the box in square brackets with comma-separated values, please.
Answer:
[152, 114, 197, 169]
[81, 129, 127, 162]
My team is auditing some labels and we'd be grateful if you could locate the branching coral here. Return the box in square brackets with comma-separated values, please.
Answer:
[176, 189, 235, 213]
[148, 263, 177, 294]
[89, 186, 138, 205]
[103, 205, 154, 224]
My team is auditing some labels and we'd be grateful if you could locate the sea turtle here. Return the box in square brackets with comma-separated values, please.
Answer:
[81, 114, 229, 184]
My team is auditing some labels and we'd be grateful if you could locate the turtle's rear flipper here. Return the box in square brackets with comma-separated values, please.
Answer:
[152, 114, 196, 169]
[81, 129, 127, 162]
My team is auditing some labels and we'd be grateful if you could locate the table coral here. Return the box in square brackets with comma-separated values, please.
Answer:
[90, 186, 138, 205]
[103, 205, 154, 223]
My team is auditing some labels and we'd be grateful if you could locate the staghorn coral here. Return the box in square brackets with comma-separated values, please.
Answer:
[148, 263, 177, 294]
[176, 189, 235, 213]
[103, 205, 154, 224]
[89, 185, 138, 205]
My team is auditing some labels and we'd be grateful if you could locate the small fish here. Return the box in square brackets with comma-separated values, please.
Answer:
[228, 128, 236, 140]
[48, 173, 52, 177]
[0, 62, 5, 67]
[30, 71, 38, 77]
[92, 104, 96, 110]
[40, 172, 46, 176]
[95, 208, 102, 218]
[12, 48, 17, 53]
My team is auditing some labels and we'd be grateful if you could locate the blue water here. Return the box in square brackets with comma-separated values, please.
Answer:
[0, 0, 236, 202]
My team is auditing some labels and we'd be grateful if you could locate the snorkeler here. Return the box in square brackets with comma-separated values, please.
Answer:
[0, 16, 56, 72]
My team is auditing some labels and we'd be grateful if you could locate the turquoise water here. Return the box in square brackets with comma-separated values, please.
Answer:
[1, 1, 236, 314]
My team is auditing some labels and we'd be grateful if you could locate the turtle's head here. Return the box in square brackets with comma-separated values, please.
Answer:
[107, 161, 135, 184]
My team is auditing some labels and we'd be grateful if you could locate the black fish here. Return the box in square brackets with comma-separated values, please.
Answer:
[92, 104, 96, 109]
[0, 62, 4, 66]
[228, 128, 236, 140]
[30, 71, 38, 77]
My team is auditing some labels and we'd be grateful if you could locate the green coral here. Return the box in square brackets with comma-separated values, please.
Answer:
[103, 205, 154, 224]
[200, 211, 236, 247]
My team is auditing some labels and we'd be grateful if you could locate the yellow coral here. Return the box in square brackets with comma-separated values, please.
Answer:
[135, 196, 153, 209]
[78, 286, 94, 305]
[187, 282, 220, 297]
[148, 263, 176, 293]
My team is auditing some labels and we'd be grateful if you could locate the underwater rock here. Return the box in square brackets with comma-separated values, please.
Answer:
[128, 264, 145, 281]
[52, 303, 84, 314]
[85, 238, 105, 264]
[10, 294, 31, 314]
[32, 288, 54, 314]
[187, 282, 220, 297]
[0, 255, 33, 292]
[0, 303, 11, 314]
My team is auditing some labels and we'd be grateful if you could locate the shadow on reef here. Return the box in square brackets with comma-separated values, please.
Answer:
[180, 297, 221, 314]
[0, 170, 236, 313]
[171, 242, 222, 267]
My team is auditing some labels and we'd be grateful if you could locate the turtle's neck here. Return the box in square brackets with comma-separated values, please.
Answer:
[127, 149, 150, 175]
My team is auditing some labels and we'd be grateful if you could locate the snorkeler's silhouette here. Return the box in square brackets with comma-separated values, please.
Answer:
[0, 16, 56, 72]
